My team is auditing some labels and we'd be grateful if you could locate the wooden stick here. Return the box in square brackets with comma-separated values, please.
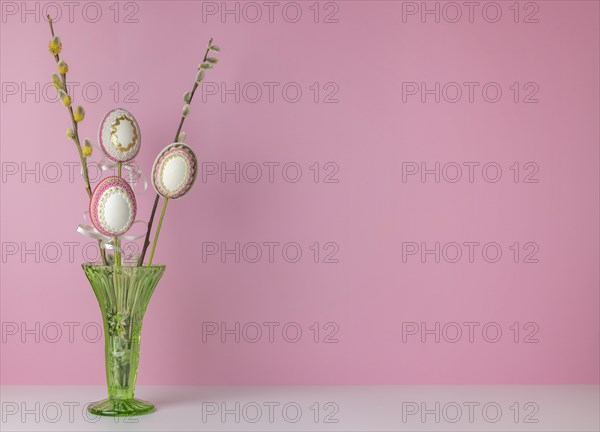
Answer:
[147, 198, 168, 266]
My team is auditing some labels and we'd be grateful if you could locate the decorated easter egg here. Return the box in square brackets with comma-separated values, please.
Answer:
[152, 142, 198, 199]
[98, 108, 141, 163]
[90, 177, 137, 237]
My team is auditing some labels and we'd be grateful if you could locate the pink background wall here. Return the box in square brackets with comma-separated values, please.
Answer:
[1, 1, 598, 385]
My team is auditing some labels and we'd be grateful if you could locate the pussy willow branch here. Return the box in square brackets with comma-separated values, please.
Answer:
[173, 38, 213, 142]
[47, 16, 108, 266]
[137, 38, 213, 266]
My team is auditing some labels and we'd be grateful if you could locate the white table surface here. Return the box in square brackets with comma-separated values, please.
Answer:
[1, 385, 598, 431]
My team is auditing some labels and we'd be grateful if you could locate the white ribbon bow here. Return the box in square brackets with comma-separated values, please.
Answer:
[97, 156, 148, 192]
[77, 213, 147, 256]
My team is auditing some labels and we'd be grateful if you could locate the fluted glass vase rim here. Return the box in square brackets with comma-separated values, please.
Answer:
[82, 263, 166, 270]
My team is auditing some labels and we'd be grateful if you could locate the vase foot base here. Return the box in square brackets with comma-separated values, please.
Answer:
[88, 398, 155, 416]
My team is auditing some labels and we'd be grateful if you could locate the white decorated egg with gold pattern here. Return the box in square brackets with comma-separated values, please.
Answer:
[98, 108, 141, 163]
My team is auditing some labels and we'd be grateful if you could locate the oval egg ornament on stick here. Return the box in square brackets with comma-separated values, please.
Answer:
[151, 142, 198, 199]
[98, 108, 141, 163]
[90, 176, 137, 237]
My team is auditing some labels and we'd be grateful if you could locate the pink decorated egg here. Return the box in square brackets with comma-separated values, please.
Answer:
[90, 177, 137, 237]
[98, 108, 141, 163]
[152, 142, 198, 199]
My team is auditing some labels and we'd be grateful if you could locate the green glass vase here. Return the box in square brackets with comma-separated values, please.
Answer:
[82, 264, 166, 416]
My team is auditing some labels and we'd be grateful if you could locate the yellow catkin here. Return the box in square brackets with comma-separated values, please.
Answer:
[74, 106, 85, 122]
